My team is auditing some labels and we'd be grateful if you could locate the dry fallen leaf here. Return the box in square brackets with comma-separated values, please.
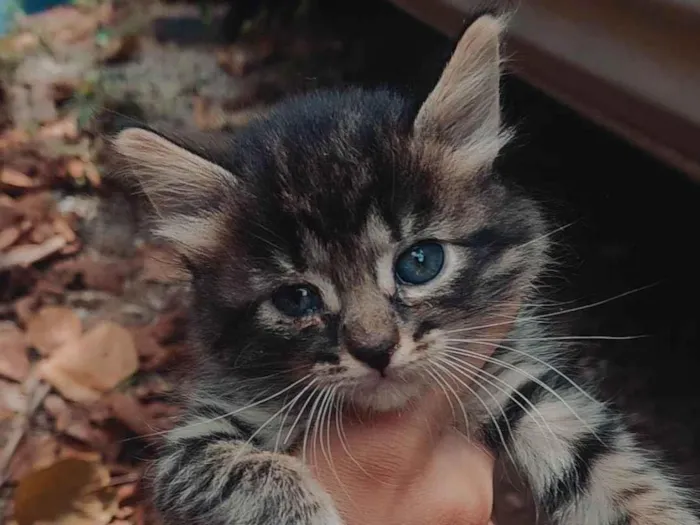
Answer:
[13, 457, 118, 525]
[6, 433, 61, 483]
[0, 322, 30, 382]
[26, 306, 83, 356]
[28, 221, 57, 244]
[1, 168, 39, 189]
[0, 225, 22, 250]
[52, 216, 77, 243]
[0, 378, 29, 414]
[44, 394, 115, 452]
[38, 114, 80, 141]
[0, 236, 68, 270]
[104, 393, 155, 437]
[39, 321, 138, 403]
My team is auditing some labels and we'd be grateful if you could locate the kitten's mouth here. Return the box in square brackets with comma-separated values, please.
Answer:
[332, 366, 427, 411]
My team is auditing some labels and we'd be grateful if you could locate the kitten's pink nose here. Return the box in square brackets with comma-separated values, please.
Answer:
[346, 337, 398, 375]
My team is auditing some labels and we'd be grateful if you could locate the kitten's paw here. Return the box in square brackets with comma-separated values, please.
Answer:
[221, 452, 342, 525]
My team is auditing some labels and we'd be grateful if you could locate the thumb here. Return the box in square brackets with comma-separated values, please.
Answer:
[307, 388, 457, 477]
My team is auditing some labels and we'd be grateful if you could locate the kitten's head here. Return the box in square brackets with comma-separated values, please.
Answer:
[114, 16, 547, 410]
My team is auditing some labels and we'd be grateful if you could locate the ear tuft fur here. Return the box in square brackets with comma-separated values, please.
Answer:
[112, 127, 235, 258]
[414, 14, 508, 166]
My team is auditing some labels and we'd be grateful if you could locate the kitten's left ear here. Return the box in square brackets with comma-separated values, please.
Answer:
[113, 127, 236, 259]
[414, 15, 506, 161]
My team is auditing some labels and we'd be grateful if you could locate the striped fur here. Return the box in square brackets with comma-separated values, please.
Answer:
[473, 319, 700, 524]
[114, 14, 699, 525]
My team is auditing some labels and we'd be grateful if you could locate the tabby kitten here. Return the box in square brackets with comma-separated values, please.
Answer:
[114, 16, 699, 525]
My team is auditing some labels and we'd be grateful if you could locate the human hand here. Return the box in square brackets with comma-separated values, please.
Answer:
[302, 390, 496, 525]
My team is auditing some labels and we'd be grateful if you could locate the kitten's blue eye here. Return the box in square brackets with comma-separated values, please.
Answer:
[395, 242, 445, 285]
[272, 285, 322, 317]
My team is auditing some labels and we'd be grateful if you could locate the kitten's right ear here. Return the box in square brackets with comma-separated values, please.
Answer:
[113, 127, 236, 259]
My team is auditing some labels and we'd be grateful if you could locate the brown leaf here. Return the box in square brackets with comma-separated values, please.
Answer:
[14, 192, 53, 223]
[0, 168, 39, 189]
[52, 216, 77, 244]
[0, 322, 30, 382]
[13, 457, 118, 525]
[47, 255, 135, 295]
[0, 129, 30, 150]
[44, 395, 114, 451]
[104, 393, 154, 437]
[38, 115, 79, 141]
[39, 322, 138, 403]
[0, 236, 67, 270]
[6, 434, 61, 483]
[28, 221, 56, 244]
[0, 198, 24, 231]
[83, 162, 101, 187]
[14, 294, 41, 326]
[0, 378, 28, 413]
[129, 328, 170, 372]
[26, 306, 83, 356]
[0, 225, 22, 251]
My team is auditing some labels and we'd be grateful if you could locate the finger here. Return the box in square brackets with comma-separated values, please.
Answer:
[426, 431, 494, 525]
[310, 389, 455, 476]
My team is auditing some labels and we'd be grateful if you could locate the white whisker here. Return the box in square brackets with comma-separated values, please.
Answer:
[438, 353, 557, 443]
[429, 358, 518, 467]
[448, 339, 602, 407]
[444, 284, 658, 336]
[141, 374, 313, 442]
[443, 346, 603, 444]
[273, 378, 319, 453]
[302, 387, 327, 465]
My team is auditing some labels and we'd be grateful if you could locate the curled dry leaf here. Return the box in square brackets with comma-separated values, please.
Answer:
[0, 235, 67, 270]
[14, 192, 54, 223]
[43, 395, 113, 452]
[48, 255, 133, 295]
[53, 216, 77, 244]
[64, 158, 102, 188]
[104, 393, 154, 437]
[0, 322, 30, 382]
[26, 306, 83, 356]
[0, 196, 24, 230]
[39, 321, 138, 404]
[38, 115, 80, 141]
[0, 378, 29, 414]
[6, 434, 62, 483]
[0, 168, 39, 190]
[13, 457, 118, 525]
[28, 221, 57, 244]
[0, 225, 22, 251]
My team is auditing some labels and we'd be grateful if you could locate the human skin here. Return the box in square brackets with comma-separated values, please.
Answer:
[302, 390, 497, 525]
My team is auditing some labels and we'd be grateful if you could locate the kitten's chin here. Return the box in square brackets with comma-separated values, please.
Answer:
[346, 379, 426, 412]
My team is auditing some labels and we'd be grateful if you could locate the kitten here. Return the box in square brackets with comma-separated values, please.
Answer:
[113, 15, 699, 525]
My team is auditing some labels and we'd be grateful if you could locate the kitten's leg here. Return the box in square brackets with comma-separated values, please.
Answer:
[152, 393, 342, 525]
[479, 353, 699, 525]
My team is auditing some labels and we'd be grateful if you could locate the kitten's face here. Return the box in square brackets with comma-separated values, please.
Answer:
[115, 16, 546, 411]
